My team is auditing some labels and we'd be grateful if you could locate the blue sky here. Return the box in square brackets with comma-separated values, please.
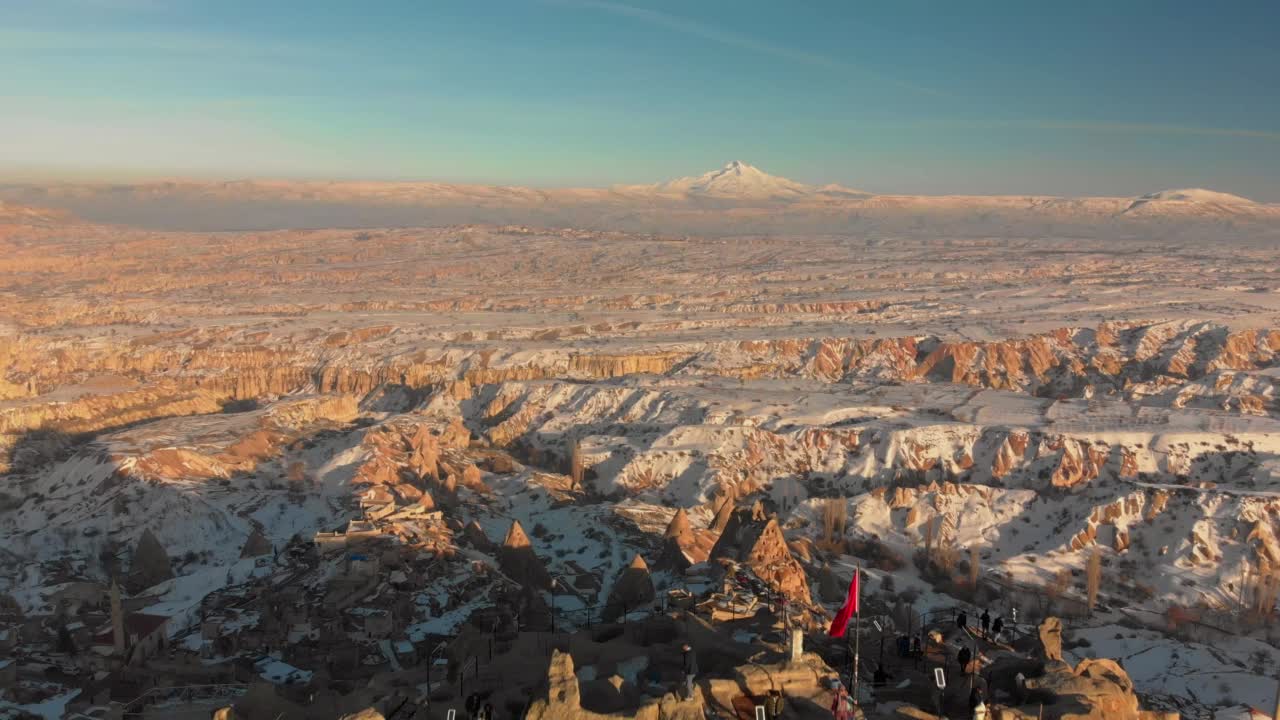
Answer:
[4, 0, 1279, 199]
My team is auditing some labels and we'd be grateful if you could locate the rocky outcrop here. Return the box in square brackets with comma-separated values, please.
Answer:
[1037, 616, 1064, 663]
[524, 649, 704, 720]
[1019, 658, 1162, 720]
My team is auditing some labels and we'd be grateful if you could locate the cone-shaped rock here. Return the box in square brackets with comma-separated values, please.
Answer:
[710, 508, 811, 605]
[498, 520, 551, 590]
[603, 554, 655, 621]
[462, 520, 494, 552]
[127, 528, 174, 593]
[657, 508, 695, 571]
[239, 528, 273, 559]
[664, 508, 693, 542]
[745, 518, 811, 603]
[711, 495, 735, 533]
[418, 490, 436, 511]
[709, 505, 748, 562]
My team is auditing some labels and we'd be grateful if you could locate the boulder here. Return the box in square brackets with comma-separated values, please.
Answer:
[1020, 657, 1153, 720]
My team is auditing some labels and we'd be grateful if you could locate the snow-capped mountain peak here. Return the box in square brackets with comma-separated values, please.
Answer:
[1124, 187, 1261, 216]
[651, 161, 824, 199]
[1135, 188, 1256, 205]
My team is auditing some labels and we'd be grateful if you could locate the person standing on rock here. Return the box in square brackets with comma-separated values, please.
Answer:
[957, 611, 968, 634]
[980, 610, 991, 639]
[991, 616, 1004, 643]
[681, 644, 698, 699]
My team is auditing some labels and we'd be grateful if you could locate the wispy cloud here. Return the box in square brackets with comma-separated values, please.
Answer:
[546, 0, 951, 99]
[912, 119, 1280, 141]
[1018, 120, 1280, 141]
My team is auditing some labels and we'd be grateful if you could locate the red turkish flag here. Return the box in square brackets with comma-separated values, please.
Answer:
[827, 570, 859, 637]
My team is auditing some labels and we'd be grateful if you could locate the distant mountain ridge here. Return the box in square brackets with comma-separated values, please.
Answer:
[1, 164, 1277, 234]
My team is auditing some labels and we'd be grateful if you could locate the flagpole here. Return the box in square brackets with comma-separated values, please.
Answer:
[852, 565, 861, 708]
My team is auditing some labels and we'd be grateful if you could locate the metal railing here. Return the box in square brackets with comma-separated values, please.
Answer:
[120, 683, 248, 718]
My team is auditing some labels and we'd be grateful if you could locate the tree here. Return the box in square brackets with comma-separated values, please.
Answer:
[1253, 563, 1280, 618]
[1086, 549, 1102, 613]
[822, 498, 847, 548]
[57, 623, 77, 655]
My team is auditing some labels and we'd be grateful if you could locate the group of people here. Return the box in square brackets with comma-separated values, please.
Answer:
[463, 693, 495, 720]
[957, 609, 1006, 643]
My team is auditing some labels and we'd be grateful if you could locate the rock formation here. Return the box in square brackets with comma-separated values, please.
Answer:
[239, 528, 272, 559]
[463, 520, 495, 552]
[1016, 657, 1177, 720]
[498, 520, 552, 591]
[710, 495, 735, 534]
[524, 649, 704, 720]
[1038, 616, 1064, 663]
[711, 509, 811, 604]
[657, 508, 695, 571]
[127, 528, 174, 593]
[603, 554, 655, 621]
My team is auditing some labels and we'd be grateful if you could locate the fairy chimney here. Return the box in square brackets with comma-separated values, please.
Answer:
[462, 521, 495, 552]
[603, 554, 655, 621]
[239, 528, 273, 559]
[711, 495, 735, 534]
[657, 509, 695, 571]
[498, 520, 552, 590]
[418, 490, 436, 512]
[127, 528, 174, 593]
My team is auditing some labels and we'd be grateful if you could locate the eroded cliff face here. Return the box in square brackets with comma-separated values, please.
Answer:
[4, 320, 1276, 472]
